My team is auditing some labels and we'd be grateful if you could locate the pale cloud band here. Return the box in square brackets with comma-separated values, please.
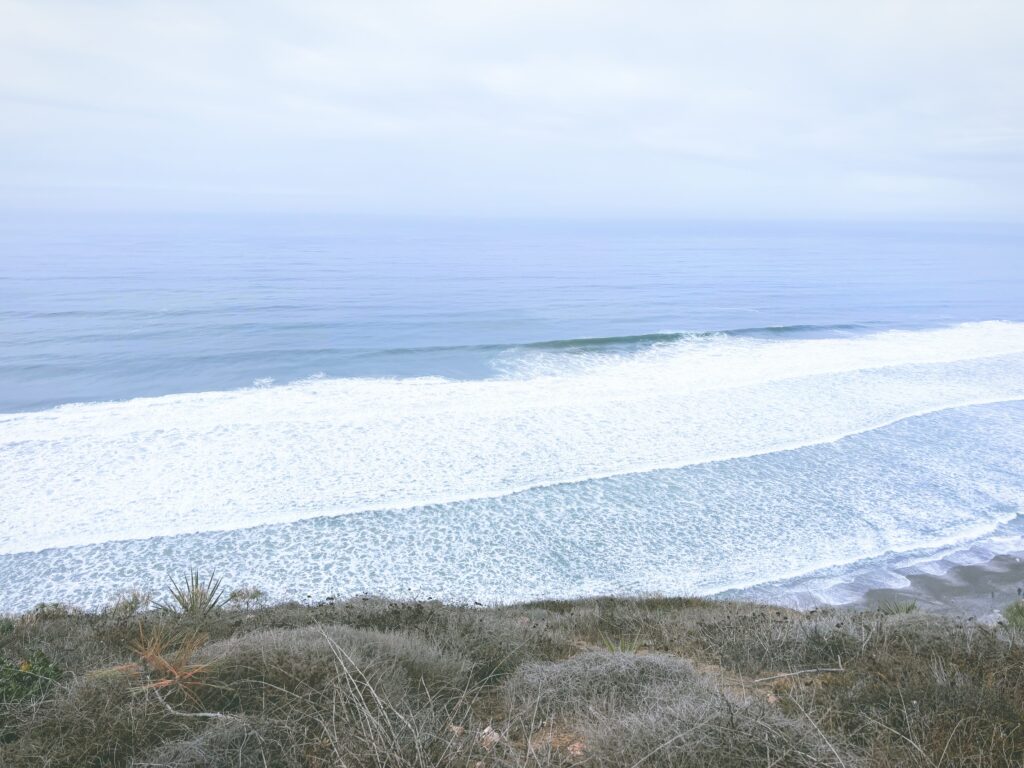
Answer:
[1, 0, 1021, 218]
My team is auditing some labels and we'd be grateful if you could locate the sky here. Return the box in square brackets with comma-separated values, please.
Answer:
[1, 1, 1022, 219]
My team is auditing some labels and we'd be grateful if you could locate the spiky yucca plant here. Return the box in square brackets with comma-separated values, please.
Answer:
[156, 568, 226, 618]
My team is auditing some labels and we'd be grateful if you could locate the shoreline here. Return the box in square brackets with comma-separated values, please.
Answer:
[855, 551, 1024, 621]
[729, 548, 1024, 622]
[5, 506, 1024, 616]
[7, 553, 1024, 621]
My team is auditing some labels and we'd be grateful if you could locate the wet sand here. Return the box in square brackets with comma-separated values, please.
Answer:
[856, 552, 1024, 623]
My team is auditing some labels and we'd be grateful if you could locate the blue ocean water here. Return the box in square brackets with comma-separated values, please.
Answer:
[1, 215, 1023, 610]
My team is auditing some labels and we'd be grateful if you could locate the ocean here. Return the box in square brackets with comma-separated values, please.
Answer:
[2, 215, 1023, 611]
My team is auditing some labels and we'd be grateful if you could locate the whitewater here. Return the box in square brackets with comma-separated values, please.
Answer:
[3, 321, 1024, 556]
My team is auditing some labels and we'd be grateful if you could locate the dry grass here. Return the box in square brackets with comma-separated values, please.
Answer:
[128, 623, 214, 708]
[1, 591, 1023, 766]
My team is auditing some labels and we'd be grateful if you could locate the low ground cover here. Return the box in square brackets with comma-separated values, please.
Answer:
[2, 577, 1023, 766]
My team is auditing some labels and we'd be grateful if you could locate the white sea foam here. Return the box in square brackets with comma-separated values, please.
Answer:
[3, 321, 1024, 554]
[3, 399, 1023, 612]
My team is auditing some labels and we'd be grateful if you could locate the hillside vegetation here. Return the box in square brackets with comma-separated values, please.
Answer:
[2, 576, 1024, 767]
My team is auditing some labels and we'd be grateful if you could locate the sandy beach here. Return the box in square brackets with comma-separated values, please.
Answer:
[857, 551, 1024, 622]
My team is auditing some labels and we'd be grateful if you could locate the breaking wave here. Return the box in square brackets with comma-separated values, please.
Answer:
[2, 321, 1024, 556]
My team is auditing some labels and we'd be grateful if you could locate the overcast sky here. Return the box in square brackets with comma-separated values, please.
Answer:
[1, 1, 1022, 219]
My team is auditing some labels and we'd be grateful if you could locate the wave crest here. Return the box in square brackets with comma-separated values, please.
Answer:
[2, 321, 1024, 553]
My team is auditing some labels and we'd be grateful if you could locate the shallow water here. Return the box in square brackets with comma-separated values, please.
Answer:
[1, 216, 1022, 610]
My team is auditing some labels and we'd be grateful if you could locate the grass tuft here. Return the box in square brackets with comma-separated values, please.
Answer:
[876, 598, 919, 615]
[105, 588, 152, 619]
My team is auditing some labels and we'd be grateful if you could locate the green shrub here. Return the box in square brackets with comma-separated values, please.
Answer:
[506, 650, 845, 767]
[505, 651, 704, 720]
[23, 602, 79, 622]
[0, 650, 61, 703]
[1003, 599, 1024, 628]
[425, 609, 574, 679]
[4, 669, 175, 766]
[200, 623, 472, 712]
[583, 697, 842, 768]
[226, 586, 266, 610]
[138, 716, 301, 768]
[694, 610, 857, 676]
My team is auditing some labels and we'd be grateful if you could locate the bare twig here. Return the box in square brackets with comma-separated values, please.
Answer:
[148, 687, 237, 721]
[753, 668, 844, 684]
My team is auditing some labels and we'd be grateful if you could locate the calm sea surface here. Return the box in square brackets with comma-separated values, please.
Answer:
[1, 215, 1023, 610]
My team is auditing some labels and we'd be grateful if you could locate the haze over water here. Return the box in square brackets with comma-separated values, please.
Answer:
[2, 215, 1023, 610]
